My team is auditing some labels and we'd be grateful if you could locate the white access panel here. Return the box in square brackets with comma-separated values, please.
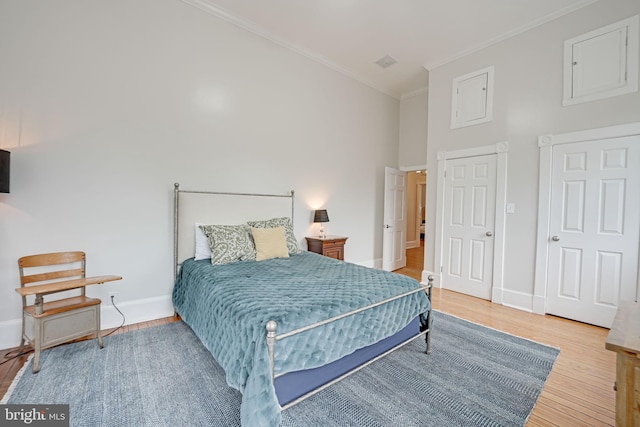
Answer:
[563, 15, 639, 106]
[572, 27, 628, 98]
[450, 66, 494, 129]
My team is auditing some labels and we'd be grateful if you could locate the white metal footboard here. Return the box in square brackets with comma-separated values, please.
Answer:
[267, 275, 434, 410]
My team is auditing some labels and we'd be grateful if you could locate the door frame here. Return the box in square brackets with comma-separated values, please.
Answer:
[434, 141, 508, 304]
[533, 122, 640, 315]
[404, 171, 427, 250]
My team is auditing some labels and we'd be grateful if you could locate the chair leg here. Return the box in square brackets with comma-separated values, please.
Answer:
[32, 318, 41, 373]
[32, 345, 41, 373]
[96, 305, 103, 348]
[17, 313, 27, 356]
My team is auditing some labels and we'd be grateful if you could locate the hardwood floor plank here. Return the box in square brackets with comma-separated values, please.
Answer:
[539, 390, 615, 423]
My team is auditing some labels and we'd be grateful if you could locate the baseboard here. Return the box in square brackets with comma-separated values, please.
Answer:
[500, 289, 533, 313]
[101, 294, 174, 330]
[532, 295, 546, 315]
[406, 240, 420, 249]
[0, 294, 175, 350]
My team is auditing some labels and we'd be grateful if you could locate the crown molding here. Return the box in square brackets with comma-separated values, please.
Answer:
[400, 86, 428, 100]
[182, 0, 401, 99]
[424, 0, 600, 71]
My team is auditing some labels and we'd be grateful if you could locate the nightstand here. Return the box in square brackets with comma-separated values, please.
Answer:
[305, 236, 348, 260]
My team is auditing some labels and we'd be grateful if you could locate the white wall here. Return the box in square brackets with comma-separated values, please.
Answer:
[399, 88, 428, 169]
[0, 0, 400, 348]
[424, 0, 640, 310]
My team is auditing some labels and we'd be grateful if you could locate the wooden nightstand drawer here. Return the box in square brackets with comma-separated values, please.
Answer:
[305, 236, 348, 261]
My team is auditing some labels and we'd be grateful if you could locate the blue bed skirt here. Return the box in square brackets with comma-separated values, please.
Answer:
[275, 316, 421, 406]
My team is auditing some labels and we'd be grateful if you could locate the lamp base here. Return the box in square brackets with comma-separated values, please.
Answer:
[319, 224, 326, 239]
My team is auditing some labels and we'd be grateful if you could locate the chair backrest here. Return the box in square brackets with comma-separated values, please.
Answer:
[18, 252, 87, 304]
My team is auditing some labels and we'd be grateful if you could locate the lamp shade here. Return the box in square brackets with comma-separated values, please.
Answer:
[313, 209, 329, 223]
[0, 150, 9, 194]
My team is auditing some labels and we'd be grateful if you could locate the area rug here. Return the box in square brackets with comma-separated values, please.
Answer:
[2, 311, 559, 426]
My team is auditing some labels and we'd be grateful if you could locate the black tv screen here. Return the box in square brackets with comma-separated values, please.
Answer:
[0, 150, 9, 193]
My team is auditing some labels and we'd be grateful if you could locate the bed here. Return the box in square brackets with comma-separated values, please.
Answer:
[171, 183, 432, 426]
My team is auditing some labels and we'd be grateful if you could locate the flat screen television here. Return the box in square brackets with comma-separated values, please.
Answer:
[0, 150, 9, 193]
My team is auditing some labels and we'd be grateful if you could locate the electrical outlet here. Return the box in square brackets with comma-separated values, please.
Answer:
[108, 292, 117, 305]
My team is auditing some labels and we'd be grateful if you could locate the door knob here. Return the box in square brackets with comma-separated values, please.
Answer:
[384, 224, 392, 229]
[485, 231, 493, 237]
[551, 235, 560, 241]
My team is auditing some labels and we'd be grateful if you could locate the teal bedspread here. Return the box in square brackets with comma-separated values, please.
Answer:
[172, 251, 431, 426]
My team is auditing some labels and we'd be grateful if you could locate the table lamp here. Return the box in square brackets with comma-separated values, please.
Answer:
[314, 209, 329, 238]
[0, 150, 9, 193]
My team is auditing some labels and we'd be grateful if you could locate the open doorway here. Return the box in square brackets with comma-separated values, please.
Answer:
[396, 170, 426, 281]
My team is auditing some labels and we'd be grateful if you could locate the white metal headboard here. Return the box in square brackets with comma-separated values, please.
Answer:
[173, 183, 295, 278]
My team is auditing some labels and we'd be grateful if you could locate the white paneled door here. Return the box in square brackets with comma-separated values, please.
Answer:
[546, 136, 640, 328]
[382, 167, 407, 271]
[442, 155, 496, 299]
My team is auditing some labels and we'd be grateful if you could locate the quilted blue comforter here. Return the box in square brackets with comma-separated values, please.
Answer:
[172, 251, 431, 426]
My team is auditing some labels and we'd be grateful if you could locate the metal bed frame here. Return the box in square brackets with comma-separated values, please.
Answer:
[173, 182, 295, 279]
[173, 182, 432, 410]
[268, 280, 432, 409]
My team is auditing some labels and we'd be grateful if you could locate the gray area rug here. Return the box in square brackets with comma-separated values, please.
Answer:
[2, 311, 558, 426]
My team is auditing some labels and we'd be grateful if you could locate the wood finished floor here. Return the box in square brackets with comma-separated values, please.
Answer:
[397, 243, 616, 426]
[1, 244, 616, 426]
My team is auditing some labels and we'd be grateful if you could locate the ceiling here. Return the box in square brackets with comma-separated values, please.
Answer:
[183, 0, 598, 99]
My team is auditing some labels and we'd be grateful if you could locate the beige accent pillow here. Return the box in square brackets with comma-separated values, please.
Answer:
[251, 227, 290, 261]
[246, 217, 300, 254]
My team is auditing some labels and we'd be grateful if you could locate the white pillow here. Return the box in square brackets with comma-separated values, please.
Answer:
[194, 223, 212, 260]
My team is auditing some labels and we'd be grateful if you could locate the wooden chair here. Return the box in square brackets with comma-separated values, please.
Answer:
[16, 251, 121, 373]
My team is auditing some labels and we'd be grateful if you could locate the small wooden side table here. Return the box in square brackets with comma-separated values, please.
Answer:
[605, 301, 640, 426]
[306, 236, 348, 261]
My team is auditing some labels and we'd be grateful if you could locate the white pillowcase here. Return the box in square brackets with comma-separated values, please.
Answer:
[194, 223, 212, 260]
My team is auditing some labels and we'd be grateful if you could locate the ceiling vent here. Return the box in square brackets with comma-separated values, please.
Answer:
[374, 54, 397, 69]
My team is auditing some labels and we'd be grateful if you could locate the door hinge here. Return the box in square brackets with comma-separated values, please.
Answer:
[440, 266, 443, 272]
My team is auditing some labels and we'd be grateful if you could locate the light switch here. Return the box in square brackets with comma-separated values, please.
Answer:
[506, 203, 516, 214]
